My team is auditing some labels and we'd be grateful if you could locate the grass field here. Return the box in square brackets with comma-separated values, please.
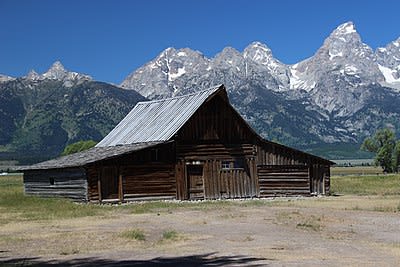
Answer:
[0, 174, 281, 223]
[331, 173, 400, 195]
[1, 170, 399, 223]
[1, 171, 400, 266]
[330, 166, 383, 176]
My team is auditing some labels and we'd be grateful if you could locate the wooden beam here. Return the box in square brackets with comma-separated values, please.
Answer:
[119, 173, 124, 202]
[97, 169, 102, 202]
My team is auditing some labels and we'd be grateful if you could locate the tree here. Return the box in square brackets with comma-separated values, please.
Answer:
[361, 128, 398, 173]
[393, 141, 400, 173]
[61, 140, 97, 156]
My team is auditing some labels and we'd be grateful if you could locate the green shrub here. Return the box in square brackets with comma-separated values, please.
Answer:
[121, 229, 146, 241]
[61, 140, 97, 156]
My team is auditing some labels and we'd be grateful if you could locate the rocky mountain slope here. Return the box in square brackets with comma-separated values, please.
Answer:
[0, 62, 145, 163]
[121, 22, 400, 150]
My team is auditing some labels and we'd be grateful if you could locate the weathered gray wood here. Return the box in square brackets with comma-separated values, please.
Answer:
[23, 168, 87, 201]
[258, 165, 311, 197]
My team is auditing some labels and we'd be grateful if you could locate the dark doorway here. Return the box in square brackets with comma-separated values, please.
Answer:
[186, 165, 204, 200]
[101, 167, 119, 199]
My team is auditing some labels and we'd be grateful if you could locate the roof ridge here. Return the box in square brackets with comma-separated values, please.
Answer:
[136, 84, 223, 105]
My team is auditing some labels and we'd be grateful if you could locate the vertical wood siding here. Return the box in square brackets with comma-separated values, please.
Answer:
[86, 143, 176, 202]
[175, 95, 259, 200]
[87, 167, 100, 202]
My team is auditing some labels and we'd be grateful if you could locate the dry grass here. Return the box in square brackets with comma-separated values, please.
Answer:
[330, 174, 400, 196]
[331, 166, 383, 176]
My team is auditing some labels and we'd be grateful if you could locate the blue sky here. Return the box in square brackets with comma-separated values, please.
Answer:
[1, 0, 399, 84]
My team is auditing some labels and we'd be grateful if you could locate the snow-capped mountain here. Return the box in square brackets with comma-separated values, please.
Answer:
[121, 48, 210, 98]
[290, 21, 386, 117]
[22, 61, 92, 87]
[243, 41, 290, 91]
[376, 38, 400, 90]
[121, 21, 400, 146]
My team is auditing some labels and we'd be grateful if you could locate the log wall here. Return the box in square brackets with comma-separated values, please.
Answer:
[23, 168, 87, 201]
[258, 165, 310, 197]
[122, 163, 175, 201]
[256, 141, 331, 195]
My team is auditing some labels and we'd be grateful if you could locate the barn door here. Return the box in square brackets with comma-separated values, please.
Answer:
[101, 167, 119, 200]
[186, 165, 204, 200]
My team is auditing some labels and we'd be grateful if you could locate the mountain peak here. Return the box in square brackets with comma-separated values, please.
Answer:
[333, 21, 357, 35]
[391, 37, 400, 48]
[19, 61, 93, 83]
[50, 60, 66, 70]
[214, 47, 242, 60]
[26, 69, 40, 80]
[157, 47, 177, 58]
[246, 41, 272, 53]
[243, 41, 274, 63]
[42, 60, 68, 80]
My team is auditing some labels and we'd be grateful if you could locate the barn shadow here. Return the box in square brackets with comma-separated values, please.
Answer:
[0, 252, 269, 266]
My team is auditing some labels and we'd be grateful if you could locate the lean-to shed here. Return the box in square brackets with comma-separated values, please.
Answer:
[21, 85, 334, 202]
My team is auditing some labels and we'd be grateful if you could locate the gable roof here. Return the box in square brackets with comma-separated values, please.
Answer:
[96, 85, 226, 147]
[19, 83, 333, 171]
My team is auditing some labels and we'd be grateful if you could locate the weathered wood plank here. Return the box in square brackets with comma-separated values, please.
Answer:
[23, 168, 87, 202]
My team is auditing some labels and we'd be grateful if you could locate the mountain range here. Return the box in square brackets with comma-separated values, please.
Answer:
[120, 22, 400, 148]
[1, 21, 399, 162]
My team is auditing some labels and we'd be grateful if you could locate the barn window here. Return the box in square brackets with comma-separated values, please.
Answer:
[49, 177, 55, 185]
[221, 161, 231, 169]
[221, 159, 244, 170]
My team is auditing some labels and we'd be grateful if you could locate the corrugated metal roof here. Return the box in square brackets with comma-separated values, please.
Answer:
[17, 142, 164, 170]
[96, 85, 224, 147]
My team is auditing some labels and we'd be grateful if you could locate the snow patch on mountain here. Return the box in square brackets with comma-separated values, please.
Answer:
[0, 74, 16, 83]
[117, 21, 400, 144]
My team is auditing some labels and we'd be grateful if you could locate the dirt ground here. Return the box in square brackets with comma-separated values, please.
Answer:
[1, 195, 400, 266]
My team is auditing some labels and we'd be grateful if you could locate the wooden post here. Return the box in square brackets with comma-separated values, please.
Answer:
[118, 173, 124, 202]
[97, 169, 102, 202]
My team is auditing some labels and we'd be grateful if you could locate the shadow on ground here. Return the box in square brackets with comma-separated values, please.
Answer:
[0, 252, 269, 266]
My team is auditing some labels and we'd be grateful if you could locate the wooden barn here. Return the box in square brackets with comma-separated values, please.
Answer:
[21, 85, 334, 202]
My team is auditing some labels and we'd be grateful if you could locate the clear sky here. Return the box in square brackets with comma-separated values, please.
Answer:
[1, 0, 399, 84]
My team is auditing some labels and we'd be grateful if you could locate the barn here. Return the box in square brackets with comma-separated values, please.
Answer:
[21, 85, 333, 202]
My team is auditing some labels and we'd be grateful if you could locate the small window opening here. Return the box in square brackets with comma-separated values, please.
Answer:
[49, 177, 55, 185]
[221, 161, 232, 169]
[221, 159, 245, 170]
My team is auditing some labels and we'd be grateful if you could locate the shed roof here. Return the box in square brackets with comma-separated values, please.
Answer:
[96, 85, 225, 147]
[17, 142, 164, 171]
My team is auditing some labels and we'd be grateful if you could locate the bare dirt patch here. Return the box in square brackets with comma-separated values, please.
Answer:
[1, 196, 400, 266]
